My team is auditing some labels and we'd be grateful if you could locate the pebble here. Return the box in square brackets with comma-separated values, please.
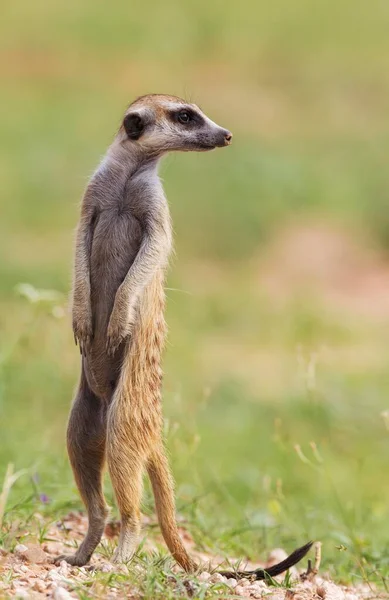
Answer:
[58, 561, 70, 576]
[266, 592, 285, 600]
[210, 572, 225, 583]
[33, 581, 47, 593]
[47, 569, 63, 583]
[234, 585, 251, 597]
[226, 577, 237, 587]
[52, 585, 73, 600]
[247, 583, 266, 598]
[318, 582, 346, 600]
[198, 571, 211, 582]
[100, 562, 114, 573]
[13, 589, 30, 599]
[16, 543, 48, 564]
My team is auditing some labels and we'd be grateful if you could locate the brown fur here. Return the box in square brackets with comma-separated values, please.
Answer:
[107, 270, 196, 568]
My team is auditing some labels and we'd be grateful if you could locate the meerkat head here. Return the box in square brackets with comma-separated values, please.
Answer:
[119, 94, 232, 157]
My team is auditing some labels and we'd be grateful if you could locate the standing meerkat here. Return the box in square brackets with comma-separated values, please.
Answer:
[58, 94, 312, 577]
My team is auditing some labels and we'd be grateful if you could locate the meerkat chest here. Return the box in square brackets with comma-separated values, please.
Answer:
[90, 209, 143, 299]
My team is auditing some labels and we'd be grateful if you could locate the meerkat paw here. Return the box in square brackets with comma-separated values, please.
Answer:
[55, 553, 89, 567]
[106, 317, 133, 357]
[73, 328, 93, 356]
[73, 313, 93, 355]
[111, 546, 136, 565]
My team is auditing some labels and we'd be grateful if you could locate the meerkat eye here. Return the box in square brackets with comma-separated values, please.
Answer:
[177, 111, 191, 124]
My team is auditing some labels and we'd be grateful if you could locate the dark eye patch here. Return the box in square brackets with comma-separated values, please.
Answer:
[169, 108, 205, 127]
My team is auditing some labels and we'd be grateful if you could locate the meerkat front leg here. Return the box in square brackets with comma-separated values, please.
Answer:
[72, 196, 96, 354]
[106, 216, 170, 356]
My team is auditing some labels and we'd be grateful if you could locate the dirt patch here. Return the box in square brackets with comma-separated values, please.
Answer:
[0, 512, 384, 599]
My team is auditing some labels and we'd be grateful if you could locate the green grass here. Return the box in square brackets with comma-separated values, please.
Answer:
[1, 0, 389, 597]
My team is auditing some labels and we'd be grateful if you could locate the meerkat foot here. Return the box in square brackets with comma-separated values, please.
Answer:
[111, 526, 139, 565]
[111, 545, 137, 565]
[55, 552, 90, 567]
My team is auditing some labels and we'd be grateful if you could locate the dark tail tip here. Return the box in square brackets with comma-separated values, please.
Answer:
[219, 540, 314, 580]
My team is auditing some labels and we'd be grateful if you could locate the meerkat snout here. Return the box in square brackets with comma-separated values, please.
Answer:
[216, 128, 233, 147]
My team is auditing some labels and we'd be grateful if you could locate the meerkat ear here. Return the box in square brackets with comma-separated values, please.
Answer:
[123, 112, 145, 140]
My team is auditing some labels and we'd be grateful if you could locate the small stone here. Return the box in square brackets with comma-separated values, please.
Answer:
[234, 585, 251, 597]
[210, 572, 224, 583]
[14, 544, 28, 555]
[52, 586, 73, 600]
[19, 565, 29, 573]
[18, 543, 48, 564]
[47, 569, 63, 583]
[317, 582, 345, 600]
[100, 562, 114, 573]
[248, 583, 266, 598]
[266, 592, 285, 600]
[33, 581, 47, 593]
[58, 561, 70, 576]
[13, 589, 30, 599]
[227, 577, 237, 587]
[198, 571, 211, 582]
[239, 578, 251, 587]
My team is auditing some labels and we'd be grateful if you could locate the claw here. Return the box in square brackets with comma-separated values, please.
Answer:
[106, 339, 116, 357]
[106, 336, 121, 357]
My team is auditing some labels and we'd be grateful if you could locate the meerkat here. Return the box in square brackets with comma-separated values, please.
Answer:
[57, 94, 313, 577]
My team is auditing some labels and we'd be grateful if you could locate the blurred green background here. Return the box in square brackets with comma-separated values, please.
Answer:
[1, 0, 389, 588]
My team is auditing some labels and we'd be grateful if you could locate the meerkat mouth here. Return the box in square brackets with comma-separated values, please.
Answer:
[193, 139, 231, 151]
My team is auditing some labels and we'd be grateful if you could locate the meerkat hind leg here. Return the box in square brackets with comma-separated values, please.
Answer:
[106, 406, 144, 564]
[56, 373, 109, 566]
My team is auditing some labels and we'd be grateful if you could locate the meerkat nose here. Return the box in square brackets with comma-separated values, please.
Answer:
[224, 131, 233, 144]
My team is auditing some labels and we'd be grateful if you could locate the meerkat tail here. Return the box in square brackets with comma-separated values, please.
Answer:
[147, 449, 197, 573]
[219, 540, 314, 580]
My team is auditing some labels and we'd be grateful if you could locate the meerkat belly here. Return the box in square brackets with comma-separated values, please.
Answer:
[86, 209, 143, 400]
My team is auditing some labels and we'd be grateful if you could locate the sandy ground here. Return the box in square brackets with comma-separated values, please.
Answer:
[0, 512, 384, 600]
